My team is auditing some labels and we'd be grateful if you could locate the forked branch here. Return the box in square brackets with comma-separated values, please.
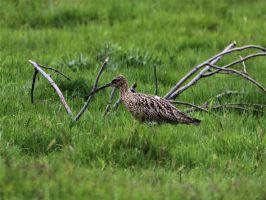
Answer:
[164, 42, 266, 100]
[29, 60, 73, 118]
[29, 58, 109, 122]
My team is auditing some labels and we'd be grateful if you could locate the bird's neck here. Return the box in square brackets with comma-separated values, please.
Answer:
[119, 83, 129, 99]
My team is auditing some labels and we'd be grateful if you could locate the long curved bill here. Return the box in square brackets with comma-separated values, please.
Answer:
[85, 82, 112, 100]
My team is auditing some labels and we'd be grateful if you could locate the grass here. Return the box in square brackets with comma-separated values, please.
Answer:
[0, 0, 266, 199]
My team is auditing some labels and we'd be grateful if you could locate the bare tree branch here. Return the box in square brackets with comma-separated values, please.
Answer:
[240, 56, 247, 74]
[104, 87, 116, 116]
[208, 64, 266, 93]
[211, 104, 264, 113]
[164, 42, 237, 100]
[29, 60, 73, 118]
[221, 103, 266, 108]
[185, 90, 244, 113]
[74, 57, 109, 121]
[203, 52, 266, 77]
[38, 64, 71, 80]
[207, 45, 266, 64]
[170, 100, 209, 112]
[206, 90, 244, 103]
[112, 98, 122, 111]
[31, 69, 38, 103]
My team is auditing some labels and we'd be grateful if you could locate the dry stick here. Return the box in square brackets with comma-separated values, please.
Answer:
[31, 69, 38, 103]
[203, 52, 266, 77]
[28, 60, 73, 118]
[74, 57, 109, 121]
[153, 65, 158, 95]
[207, 90, 244, 103]
[170, 100, 209, 113]
[185, 90, 244, 113]
[211, 104, 264, 113]
[104, 87, 116, 116]
[207, 45, 266, 64]
[38, 64, 71, 80]
[222, 103, 266, 108]
[164, 42, 237, 100]
[240, 56, 247, 74]
[208, 64, 266, 93]
[112, 99, 121, 110]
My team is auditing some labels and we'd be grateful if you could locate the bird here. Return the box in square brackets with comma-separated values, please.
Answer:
[87, 75, 201, 125]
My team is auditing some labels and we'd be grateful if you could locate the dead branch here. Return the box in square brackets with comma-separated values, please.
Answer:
[164, 42, 236, 99]
[202, 52, 266, 77]
[37, 64, 71, 80]
[170, 100, 209, 112]
[74, 57, 109, 121]
[211, 104, 264, 113]
[112, 99, 121, 111]
[208, 64, 266, 93]
[164, 42, 266, 100]
[184, 88, 265, 114]
[225, 103, 266, 108]
[208, 90, 244, 102]
[31, 69, 38, 103]
[104, 87, 116, 116]
[240, 56, 247, 74]
[185, 90, 245, 113]
[29, 60, 73, 118]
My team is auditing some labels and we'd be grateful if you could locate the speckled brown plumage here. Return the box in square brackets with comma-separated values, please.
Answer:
[111, 75, 201, 125]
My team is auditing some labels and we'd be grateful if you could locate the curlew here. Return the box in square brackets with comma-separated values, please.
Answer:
[87, 75, 201, 125]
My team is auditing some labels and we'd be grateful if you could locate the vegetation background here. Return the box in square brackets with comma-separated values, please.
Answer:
[0, 0, 266, 199]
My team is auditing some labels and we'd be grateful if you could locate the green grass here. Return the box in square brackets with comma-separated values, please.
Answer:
[0, 0, 266, 199]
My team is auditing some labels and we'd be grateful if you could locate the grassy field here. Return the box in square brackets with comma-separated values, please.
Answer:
[1, 0, 266, 199]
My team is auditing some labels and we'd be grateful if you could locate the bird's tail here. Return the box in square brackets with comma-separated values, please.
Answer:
[191, 118, 201, 126]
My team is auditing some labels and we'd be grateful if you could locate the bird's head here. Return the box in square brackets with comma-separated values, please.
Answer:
[85, 75, 128, 100]
[110, 75, 127, 88]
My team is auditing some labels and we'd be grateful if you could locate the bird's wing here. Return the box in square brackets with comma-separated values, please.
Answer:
[136, 93, 195, 123]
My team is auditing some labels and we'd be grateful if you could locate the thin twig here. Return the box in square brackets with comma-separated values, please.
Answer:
[208, 64, 266, 93]
[170, 100, 209, 112]
[74, 57, 109, 121]
[31, 69, 38, 103]
[112, 99, 121, 110]
[240, 56, 247, 74]
[203, 52, 266, 77]
[211, 104, 264, 113]
[207, 45, 266, 64]
[29, 60, 73, 118]
[104, 87, 116, 116]
[186, 90, 244, 113]
[153, 65, 158, 95]
[38, 64, 71, 80]
[222, 103, 266, 108]
[207, 90, 244, 103]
